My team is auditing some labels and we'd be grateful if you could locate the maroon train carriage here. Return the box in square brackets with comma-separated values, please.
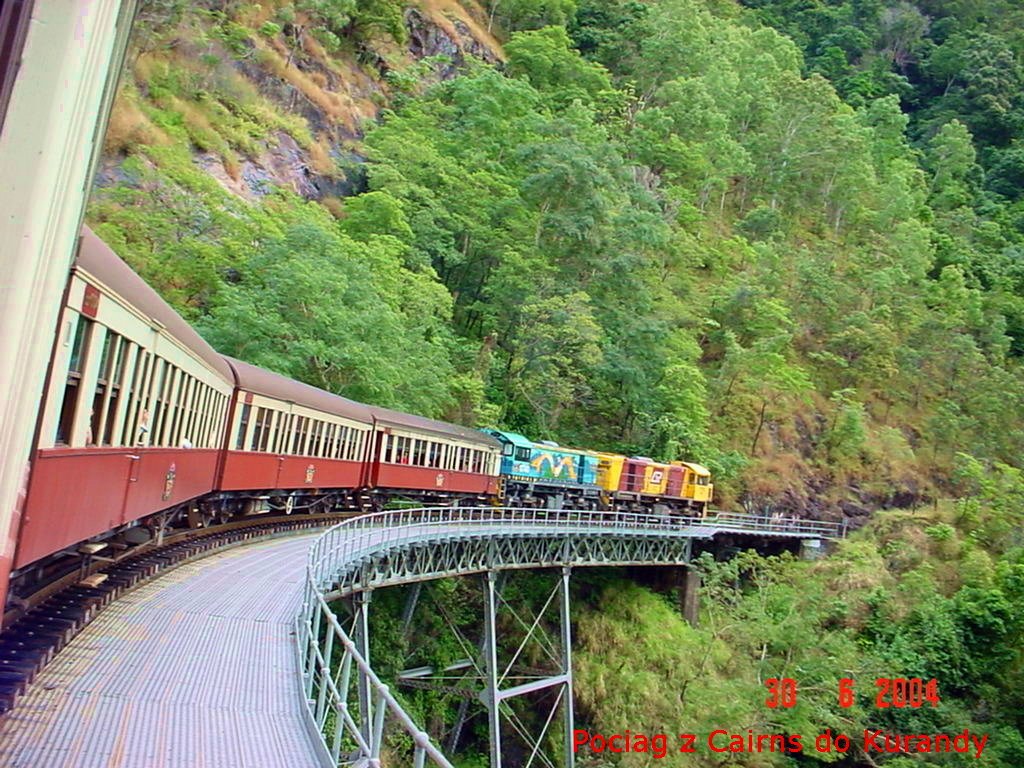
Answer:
[15, 228, 235, 571]
[367, 406, 501, 503]
[217, 357, 376, 511]
[10, 226, 503, 608]
[216, 359, 501, 510]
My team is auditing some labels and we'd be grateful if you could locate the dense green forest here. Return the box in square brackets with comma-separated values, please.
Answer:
[89, 0, 1023, 763]
[93, 0, 1024, 517]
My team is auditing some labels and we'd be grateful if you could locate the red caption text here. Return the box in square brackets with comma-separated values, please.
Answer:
[573, 678, 991, 759]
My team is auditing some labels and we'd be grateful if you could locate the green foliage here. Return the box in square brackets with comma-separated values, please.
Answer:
[199, 218, 459, 416]
[486, 0, 578, 34]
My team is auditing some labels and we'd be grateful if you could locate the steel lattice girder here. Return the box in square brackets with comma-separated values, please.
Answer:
[324, 533, 693, 598]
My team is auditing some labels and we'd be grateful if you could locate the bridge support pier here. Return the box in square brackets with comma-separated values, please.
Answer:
[679, 567, 700, 628]
[560, 566, 575, 768]
[483, 571, 502, 768]
[480, 567, 575, 768]
[353, 590, 373, 746]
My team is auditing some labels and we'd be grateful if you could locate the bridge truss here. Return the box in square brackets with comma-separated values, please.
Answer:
[296, 507, 843, 767]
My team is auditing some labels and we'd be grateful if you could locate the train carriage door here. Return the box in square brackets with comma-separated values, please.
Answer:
[620, 459, 638, 492]
[368, 429, 387, 488]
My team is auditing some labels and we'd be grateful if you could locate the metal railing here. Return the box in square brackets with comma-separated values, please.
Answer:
[296, 507, 844, 766]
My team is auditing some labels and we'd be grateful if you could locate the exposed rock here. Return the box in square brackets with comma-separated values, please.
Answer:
[94, 154, 136, 188]
[406, 9, 500, 78]
[114, 9, 501, 204]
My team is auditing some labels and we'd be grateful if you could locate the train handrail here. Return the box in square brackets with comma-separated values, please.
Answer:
[296, 507, 844, 766]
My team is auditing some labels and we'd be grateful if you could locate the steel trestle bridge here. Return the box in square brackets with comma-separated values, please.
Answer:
[296, 508, 843, 768]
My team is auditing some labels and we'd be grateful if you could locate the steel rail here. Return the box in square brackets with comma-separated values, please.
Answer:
[296, 507, 843, 767]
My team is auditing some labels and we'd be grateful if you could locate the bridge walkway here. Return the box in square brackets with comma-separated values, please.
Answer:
[0, 536, 322, 768]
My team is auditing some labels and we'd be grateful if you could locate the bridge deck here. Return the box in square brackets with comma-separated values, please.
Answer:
[0, 536, 322, 768]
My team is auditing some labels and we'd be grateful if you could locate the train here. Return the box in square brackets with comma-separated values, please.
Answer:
[8, 228, 712, 606]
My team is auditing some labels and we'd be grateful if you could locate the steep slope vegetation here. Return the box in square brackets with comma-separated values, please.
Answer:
[89, 0, 1024, 520]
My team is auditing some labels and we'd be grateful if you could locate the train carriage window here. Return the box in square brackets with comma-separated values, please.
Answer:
[314, 421, 325, 456]
[122, 351, 148, 446]
[189, 379, 203, 446]
[171, 374, 191, 447]
[235, 403, 251, 450]
[173, 372, 191, 446]
[196, 386, 209, 447]
[209, 392, 222, 447]
[149, 362, 171, 446]
[56, 315, 93, 445]
[272, 413, 287, 453]
[264, 411, 277, 453]
[341, 425, 351, 459]
[95, 332, 126, 445]
[250, 407, 267, 451]
[336, 423, 346, 457]
[104, 338, 133, 446]
[204, 392, 215, 448]
[428, 441, 438, 468]
[412, 439, 424, 466]
[143, 359, 164, 445]
[323, 423, 335, 458]
[159, 366, 182, 447]
[178, 376, 194, 445]
[167, 371, 183, 447]
[291, 416, 307, 455]
[514, 446, 531, 462]
[198, 383, 212, 446]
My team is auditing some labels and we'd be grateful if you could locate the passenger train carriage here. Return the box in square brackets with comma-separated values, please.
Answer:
[5, 227, 710, 615]
[20, 229, 235, 569]
[220, 357, 375, 510]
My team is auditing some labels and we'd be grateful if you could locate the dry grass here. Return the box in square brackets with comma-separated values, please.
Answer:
[416, 0, 505, 60]
[255, 42, 360, 132]
[104, 90, 169, 153]
[308, 134, 339, 176]
[223, 154, 242, 182]
[320, 196, 346, 219]
[235, 0, 279, 27]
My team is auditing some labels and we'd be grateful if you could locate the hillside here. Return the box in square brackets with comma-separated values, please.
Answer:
[89, 2, 1024, 764]
[89, 0, 1024, 520]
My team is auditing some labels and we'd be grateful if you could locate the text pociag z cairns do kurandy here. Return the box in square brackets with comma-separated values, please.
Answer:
[573, 678, 991, 760]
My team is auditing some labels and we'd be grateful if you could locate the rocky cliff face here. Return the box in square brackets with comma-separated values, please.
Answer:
[99, 1, 503, 204]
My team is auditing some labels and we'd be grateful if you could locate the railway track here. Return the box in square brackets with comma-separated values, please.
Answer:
[0, 513, 348, 718]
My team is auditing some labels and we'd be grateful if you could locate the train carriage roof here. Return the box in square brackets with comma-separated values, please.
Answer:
[370, 406, 501, 448]
[678, 461, 711, 476]
[224, 356, 374, 424]
[76, 227, 233, 381]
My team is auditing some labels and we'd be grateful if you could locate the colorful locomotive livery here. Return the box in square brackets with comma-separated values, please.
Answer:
[487, 429, 713, 513]
[8, 228, 712, 606]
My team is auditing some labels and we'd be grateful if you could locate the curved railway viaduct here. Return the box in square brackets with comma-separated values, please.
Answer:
[298, 507, 843, 768]
[0, 508, 841, 767]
